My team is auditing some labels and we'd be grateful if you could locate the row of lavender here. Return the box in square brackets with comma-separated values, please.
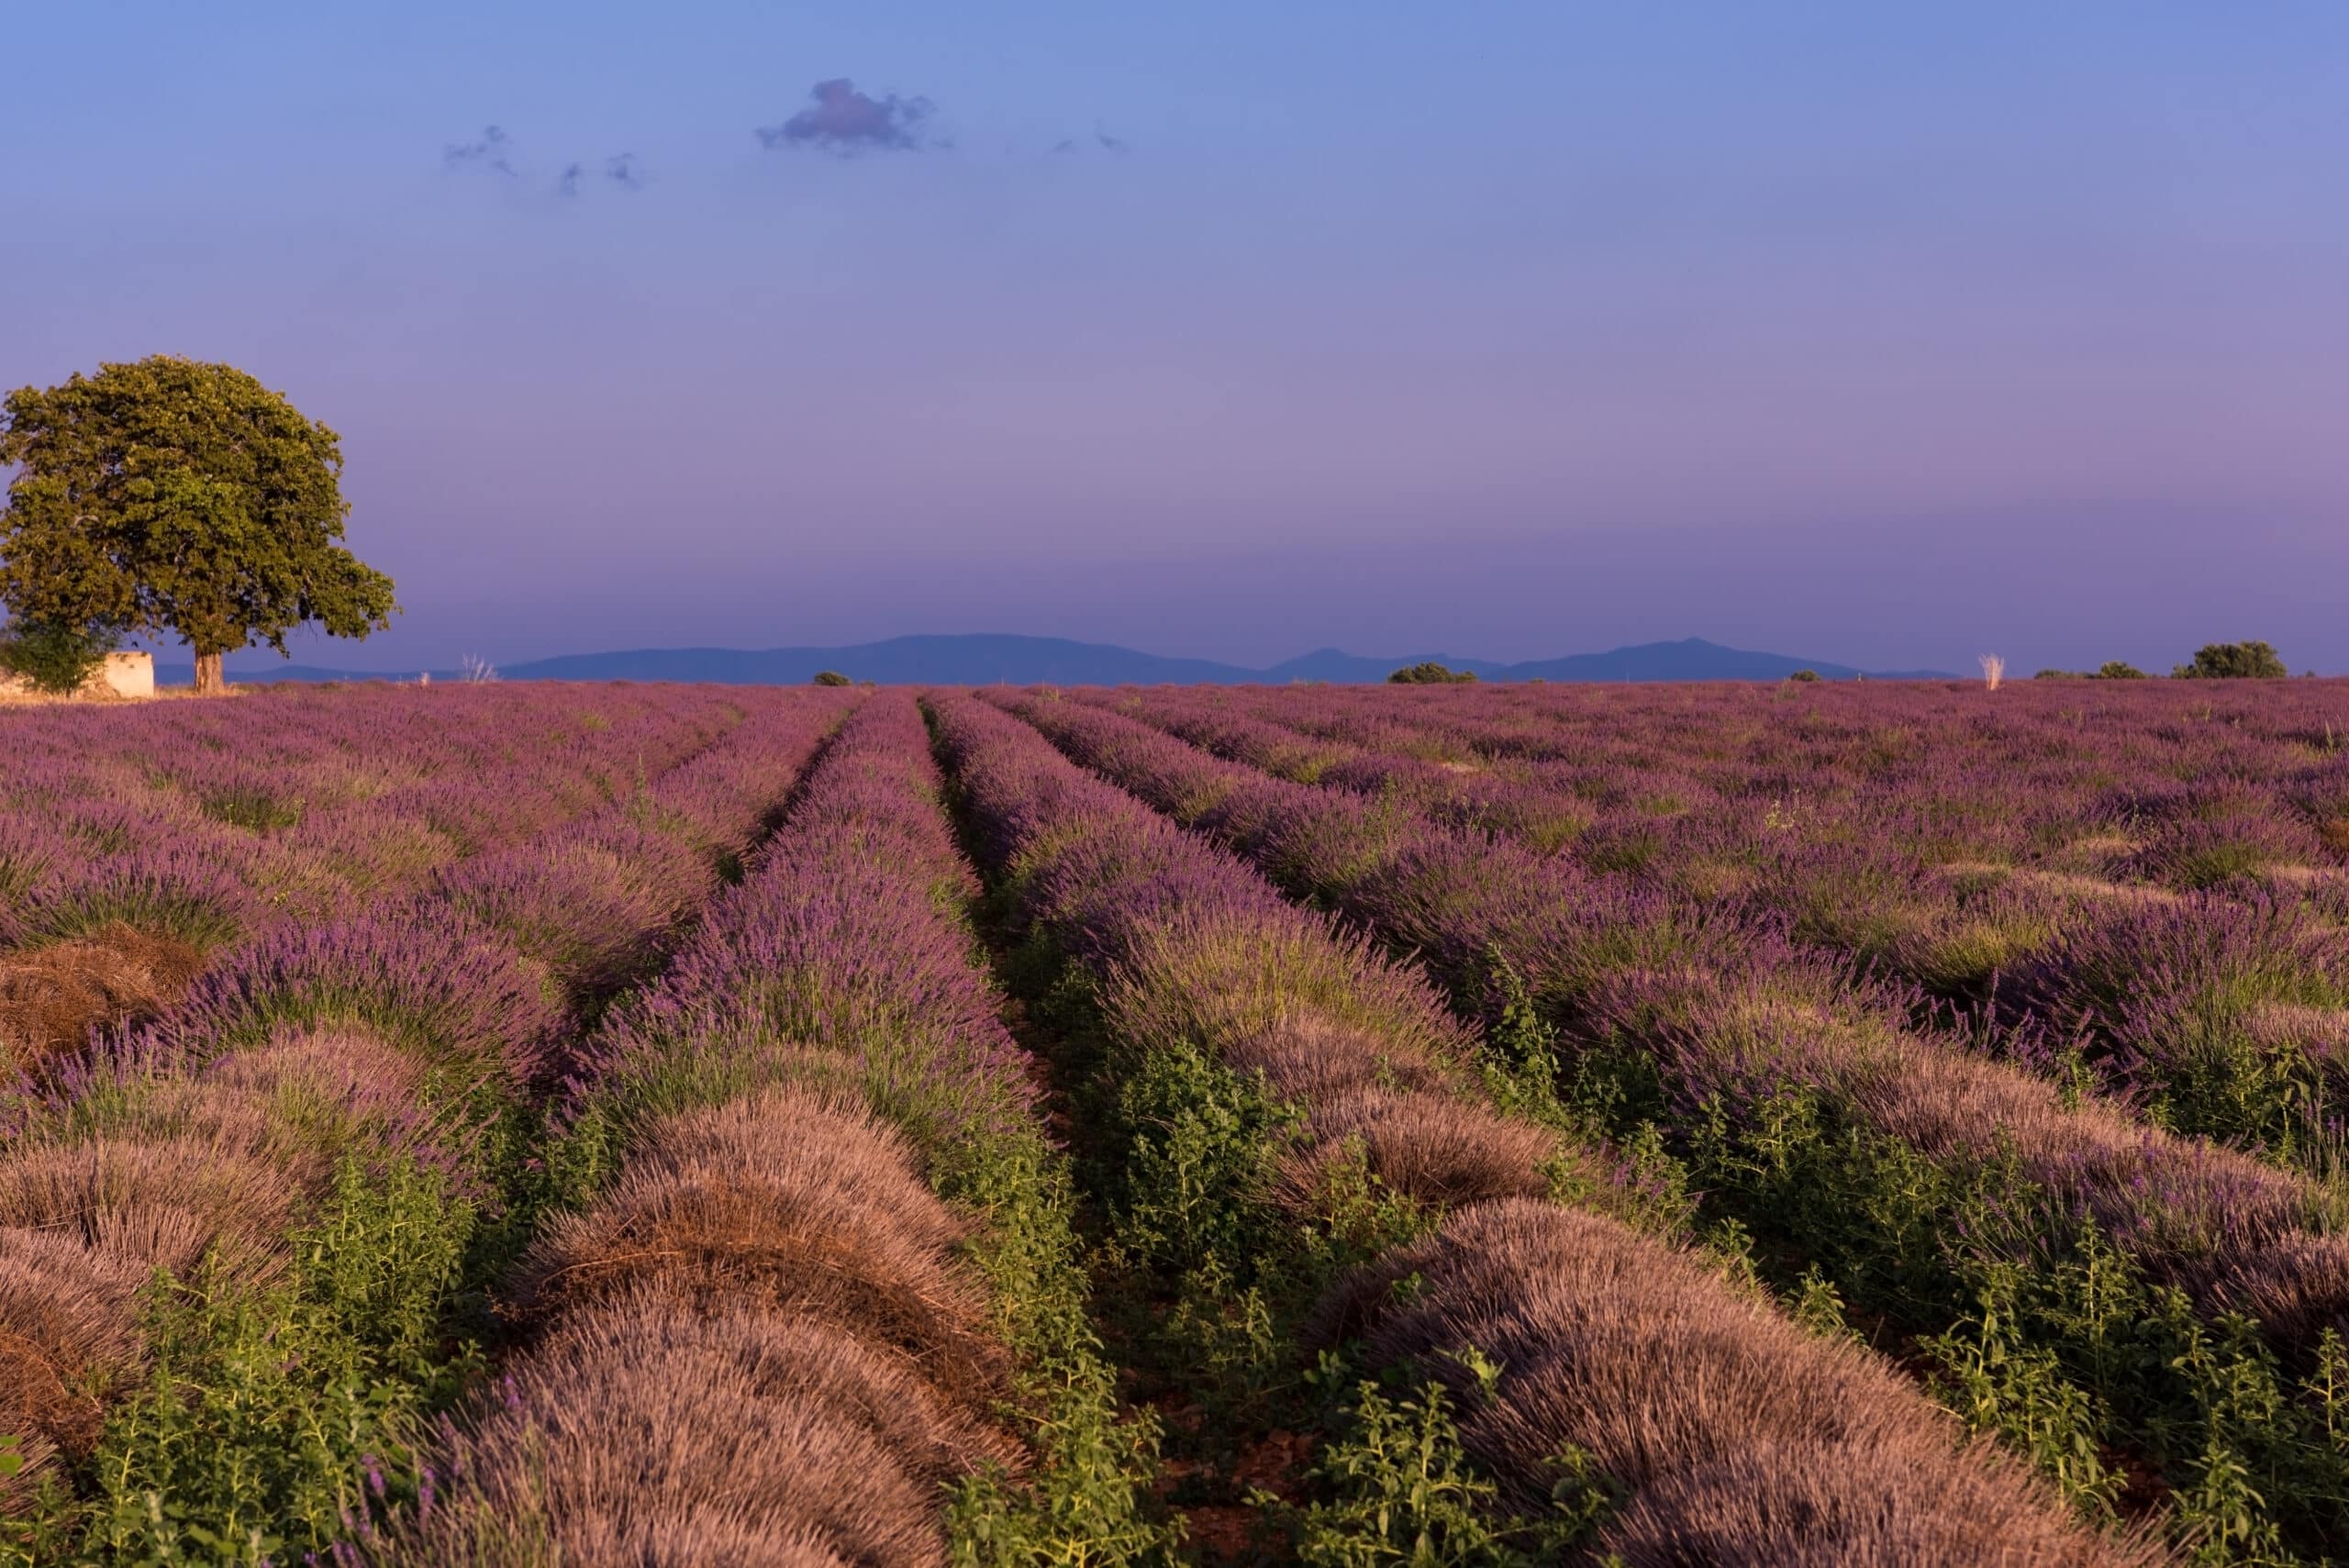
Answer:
[0, 685, 756, 1075]
[1173, 677, 2349, 920]
[1264, 676, 2349, 962]
[1, 689, 851, 1561]
[1105, 682, 2349, 1173]
[930, 692, 2134, 1565]
[363, 692, 1161, 1564]
[1003, 688, 2349, 1559]
[1230, 678, 2349, 900]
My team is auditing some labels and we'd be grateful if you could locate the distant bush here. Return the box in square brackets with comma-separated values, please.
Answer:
[0, 617, 115, 693]
[2033, 669, 2083, 680]
[811, 670, 852, 686]
[2096, 661, 2148, 680]
[2175, 641, 2288, 680]
[1787, 669, 1820, 684]
[1387, 662, 1477, 684]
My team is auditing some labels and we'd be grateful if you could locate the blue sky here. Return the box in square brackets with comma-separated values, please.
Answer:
[5, 1, 2345, 671]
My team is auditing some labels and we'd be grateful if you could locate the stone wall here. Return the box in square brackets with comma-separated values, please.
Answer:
[95, 651, 155, 697]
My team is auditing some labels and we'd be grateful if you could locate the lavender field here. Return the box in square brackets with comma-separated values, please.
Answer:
[6, 678, 2349, 1564]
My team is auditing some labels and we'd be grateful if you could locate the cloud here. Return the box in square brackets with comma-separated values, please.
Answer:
[445, 126, 519, 178]
[453, 131, 644, 199]
[756, 79, 937, 154]
[1051, 124, 1130, 157]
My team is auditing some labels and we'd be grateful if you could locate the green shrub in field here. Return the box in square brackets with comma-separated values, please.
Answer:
[1102, 1039, 1299, 1278]
[1275, 1363, 1610, 1566]
[1662, 1078, 2349, 1557]
[13, 1156, 481, 1565]
[1387, 662, 1477, 684]
[0, 617, 115, 693]
[935, 1123, 1174, 1567]
[811, 669, 852, 686]
[2095, 661, 2147, 679]
[1787, 669, 1820, 683]
[2175, 641, 2288, 679]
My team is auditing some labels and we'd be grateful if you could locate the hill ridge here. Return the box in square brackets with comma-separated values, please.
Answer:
[161, 633, 1956, 685]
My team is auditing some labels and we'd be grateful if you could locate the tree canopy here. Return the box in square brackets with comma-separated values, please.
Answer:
[0, 356, 396, 692]
[1387, 661, 1477, 684]
[0, 618, 115, 694]
[2174, 641, 2288, 680]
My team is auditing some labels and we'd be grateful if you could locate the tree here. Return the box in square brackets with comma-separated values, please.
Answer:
[0, 356, 397, 694]
[811, 670, 852, 686]
[2173, 641, 2288, 680]
[0, 617, 116, 694]
[2095, 661, 2147, 680]
[1387, 662, 1476, 684]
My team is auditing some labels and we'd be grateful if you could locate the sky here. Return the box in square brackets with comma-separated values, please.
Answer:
[4, 1, 2344, 674]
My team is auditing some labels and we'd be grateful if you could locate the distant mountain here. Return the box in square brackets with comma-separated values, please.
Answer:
[1472, 639, 1953, 684]
[506, 634, 1268, 686]
[160, 635, 1954, 687]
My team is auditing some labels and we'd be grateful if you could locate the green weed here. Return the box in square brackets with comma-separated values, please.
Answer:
[1270, 1362, 1609, 1567]
[19, 1155, 480, 1566]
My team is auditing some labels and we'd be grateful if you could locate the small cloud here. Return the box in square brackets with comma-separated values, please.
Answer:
[451, 132, 642, 200]
[756, 78, 937, 154]
[445, 125, 519, 178]
[1046, 123, 1130, 158]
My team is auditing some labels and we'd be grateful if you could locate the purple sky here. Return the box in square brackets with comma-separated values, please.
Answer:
[5, 2, 2345, 673]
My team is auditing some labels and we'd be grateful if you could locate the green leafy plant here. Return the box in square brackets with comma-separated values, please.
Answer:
[1661, 1084, 2349, 1554]
[1102, 1039, 1297, 1278]
[1922, 1278, 2124, 1514]
[938, 1127, 1174, 1567]
[25, 1156, 481, 1565]
[1276, 1367, 1608, 1566]
[1289, 1379, 1508, 1565]
[1387, 662, 1478, 685]
[0, 617, 117, 693]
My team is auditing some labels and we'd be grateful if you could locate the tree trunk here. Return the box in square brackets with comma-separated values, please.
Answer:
[194, 651, 226, 695]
